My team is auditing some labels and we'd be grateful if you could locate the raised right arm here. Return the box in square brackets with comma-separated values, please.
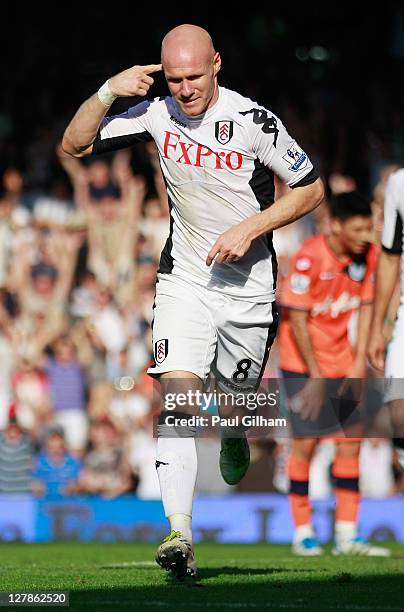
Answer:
[62, 63, 162, 158]
[62, 94, 109, 157]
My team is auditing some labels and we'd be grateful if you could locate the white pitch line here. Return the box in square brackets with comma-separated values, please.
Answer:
[99, 557, 372, 568]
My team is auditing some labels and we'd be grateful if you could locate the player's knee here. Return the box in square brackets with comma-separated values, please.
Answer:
[335, 440, 361, 458]
[159, 371, 203, 416]
[292, 438, 317, 462]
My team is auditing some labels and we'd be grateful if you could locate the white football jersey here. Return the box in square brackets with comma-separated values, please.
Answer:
[381, 168, 404, 300]
[93, 86, 317, 301]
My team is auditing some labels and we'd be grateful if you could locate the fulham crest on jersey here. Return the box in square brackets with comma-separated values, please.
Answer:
[215, 121, 233, 145]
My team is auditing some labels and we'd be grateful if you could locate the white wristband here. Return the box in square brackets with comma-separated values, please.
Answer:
[97, 80, 118, 107]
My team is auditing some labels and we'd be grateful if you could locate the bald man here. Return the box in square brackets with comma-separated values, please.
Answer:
[63, 24, 324, 578]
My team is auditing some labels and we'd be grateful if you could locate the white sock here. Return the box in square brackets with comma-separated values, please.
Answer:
[169, 513, 193, 542]
[335, 520, 357, 543]
[294, 524, 314, 542]
[156, 436, 197, 523]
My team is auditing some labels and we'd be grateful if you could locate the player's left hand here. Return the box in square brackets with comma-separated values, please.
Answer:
[337, 360, 367, 404]
[206, 220, 255, 265]
[290, 378, 326, 422]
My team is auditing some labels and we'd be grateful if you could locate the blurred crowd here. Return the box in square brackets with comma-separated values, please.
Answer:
[0, 136, 402, 500]
[0, 144, 169, 499]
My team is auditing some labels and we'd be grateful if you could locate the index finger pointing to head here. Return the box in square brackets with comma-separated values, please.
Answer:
[144, 64, 163, 74]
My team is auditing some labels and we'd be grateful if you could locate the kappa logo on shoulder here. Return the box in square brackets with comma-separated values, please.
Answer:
[239, 108, 279, 147]
[155, 339, 169, 365]
[215, 121, 234, 145]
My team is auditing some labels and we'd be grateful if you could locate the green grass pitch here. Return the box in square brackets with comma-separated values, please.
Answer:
[0, 542, 402, 611]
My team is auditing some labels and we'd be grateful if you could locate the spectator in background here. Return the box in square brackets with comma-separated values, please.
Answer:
[57, 146, 146, 309]
[0, 168, 26, 288]
[80, 284, 128, 420]
[32, 428, 80, 498]
[132, 255, 158, 328]
[12, 357, 51, 438]
[11, 310, 60, 367]
[77, 419, 132, 499]
[70, 270, 98, 319]
[139, 198, 170, 263]
[139, 142, 170, 261]
[107, 341, 150, 391]
[0, 294, 13, 428]
[68, 303, 112, 422]
[43, 334, 88, 456]
[0, 189, 13, 289]
[7, 229, 81, 365]
[145, 142, 169, 215]
[10, 229, 80, 322]
[0, 406, 33, 494]
[87, 159, 118, 201]
[328, 172, 357, 196]
[87, 285, 127, 356]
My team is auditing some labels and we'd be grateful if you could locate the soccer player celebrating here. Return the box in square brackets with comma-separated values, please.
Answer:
[368, 169, 404, 474]
[62, 24, 323, 577]
[279, 192, 390, 556]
